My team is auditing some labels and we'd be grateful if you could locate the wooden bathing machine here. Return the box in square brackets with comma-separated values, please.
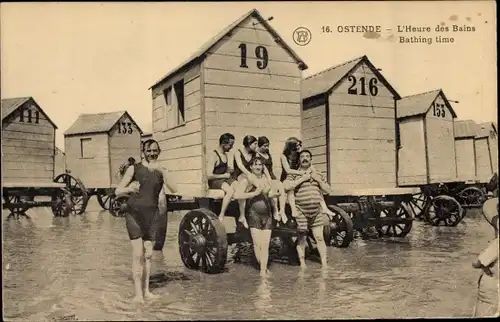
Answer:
[474, 122, 498, 183]
[396, 89, 459, 186]
[453, 120, 479, 183]
[54, 146, 66, 176]
[64, 111, 143, 189]
[300, 55, 401, 190]
[1, 96, 58, 185]
[149, 8, 307, 195]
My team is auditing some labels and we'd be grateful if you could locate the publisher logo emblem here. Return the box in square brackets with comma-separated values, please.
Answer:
[293, 27, 312, 46]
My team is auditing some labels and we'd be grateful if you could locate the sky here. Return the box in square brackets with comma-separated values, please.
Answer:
[1, 1, 497, 150]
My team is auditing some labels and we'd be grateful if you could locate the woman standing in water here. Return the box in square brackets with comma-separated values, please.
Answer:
[234, 156, 277, 277]
[115, 139, 177, 303]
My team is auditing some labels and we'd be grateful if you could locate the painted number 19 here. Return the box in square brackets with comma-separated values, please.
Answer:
[239, 43, 269, 70]
[347, 75, 379, 96]
[432, 103, 446, 118]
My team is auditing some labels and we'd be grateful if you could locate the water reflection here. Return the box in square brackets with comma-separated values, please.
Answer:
[2, 203, 495, 320]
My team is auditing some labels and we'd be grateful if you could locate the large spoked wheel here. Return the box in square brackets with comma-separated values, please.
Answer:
[424, 195, 464, 227]
[109, 195, 129, 217]
[457, 187, 486, 208]
[178, 208, 228, 274]
[51, 188, 72, 218]
[3, 195, 33, 218]
[408, 190, 430, 220]
[325, 205, 354, 247]
[376, 202, 413, 238]
[54, 173, 89, 215]
[97, 190, 114, 211]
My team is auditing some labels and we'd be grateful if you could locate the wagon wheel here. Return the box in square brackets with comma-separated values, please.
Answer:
[375, 202, 413, 238]
[424, 195, 463, 227]
[408, 191, 430, 220]
[3, 195, 32, 218]
[458, 187, 486, 208]
[178, 208, 228, 274]
[325, 205, 354, 247]
[97, 191, 113, 210]
[50, 188, 72, 218]
[53, 173, 89, 215]
[109, 195, 129, 217]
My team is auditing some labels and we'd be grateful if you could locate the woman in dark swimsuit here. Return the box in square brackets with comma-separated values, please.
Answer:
[234, 156, 278, 277]
[232, 135, 258, 229]
[256, 136, 287, 223]
[116, 139, 177, 304]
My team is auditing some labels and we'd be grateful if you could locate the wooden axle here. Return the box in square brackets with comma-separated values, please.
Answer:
[2, 200, 56, 209]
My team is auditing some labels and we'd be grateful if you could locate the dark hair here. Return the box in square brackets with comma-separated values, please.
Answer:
[258, 136, 270, 147]
[243, 135, 257, 148]
[282, 137, 302, 158]
[249, 155, 265, 167]
[128, 157, 136, 165]
[142, 139, 161, 154]
[219, 133, 235, 145]
[299, 149, 312, 158]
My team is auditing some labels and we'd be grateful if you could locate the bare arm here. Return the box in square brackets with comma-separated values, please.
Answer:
[233, 177, 261, 200]
[158, 185, 167, 215]
[206, 152, 230, 180]
[283, 173, 310, 192]
[312, 172, 331, 194]
[114, 166, 136, 195]
[280, 154, 305, 176]
[162, 168, 178, 194]
[234, 150, 252, 177]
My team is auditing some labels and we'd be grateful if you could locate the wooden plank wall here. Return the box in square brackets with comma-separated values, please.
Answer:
[455, 139, 476, 182]
[54, 147, 66, 176]
[302, 104, 328, 176]
[2, 103, 56, 184]
[426, 95, 458, 184]
[488, 135, 498, 173]
[397, 117, 428, 186]
[64, 133, 110, 188]
[328, 63, 396, 190]
[108, 114, 142, 185]
[152, 65, 203, 195]
[475, 137, 493, 182]
[203, 16, 302, 181]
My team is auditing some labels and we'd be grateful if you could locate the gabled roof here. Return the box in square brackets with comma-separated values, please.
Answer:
[454, 120, 478, 138]
[301, 55, 401, 100]
[1, 96, 58, 129]
[150, 8, 308, 89]
[476, 121, 498, 139]
[64, 111, 143, 136]
[397, 89, 458, 119]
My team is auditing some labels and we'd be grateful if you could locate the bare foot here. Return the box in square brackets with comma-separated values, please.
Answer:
[144, 291, 160, 300]
[218, 215, 225, 223]
[273, 211, 281, 222]
[291, 210, 298, 218]
[131, 295, 144, 304]
[260, 269, 272, 277]
[321, 264, 329, 271]
[280, 212, 288, 224]
[300, 263, 307, 271]
[238, 216, 249, 229]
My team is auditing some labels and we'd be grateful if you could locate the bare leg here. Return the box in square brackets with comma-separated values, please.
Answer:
[260, 229, 272, 277]
[296, 235, 307, 269]
[311, 225, 328, 269]
[250, 228, 261, 265]
[131, 238, 145, 303]
[288, 190, 298, 219]
[276, 181, 288, 224]
[219, 183, 234, 222]
[143, 240, 159, 300]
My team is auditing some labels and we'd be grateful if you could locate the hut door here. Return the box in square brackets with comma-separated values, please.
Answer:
[302, 104, 329, 180]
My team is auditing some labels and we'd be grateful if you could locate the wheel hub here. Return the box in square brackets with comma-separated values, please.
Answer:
[190, 234, 207, 252]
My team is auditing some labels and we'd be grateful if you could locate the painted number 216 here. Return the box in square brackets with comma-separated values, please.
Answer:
[347, 75, 379, 96]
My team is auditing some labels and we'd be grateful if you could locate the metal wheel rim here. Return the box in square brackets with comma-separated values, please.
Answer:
[376, 202, 413, 237]
[425, 196, 463, 227]
[54, 174, 89, 215]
